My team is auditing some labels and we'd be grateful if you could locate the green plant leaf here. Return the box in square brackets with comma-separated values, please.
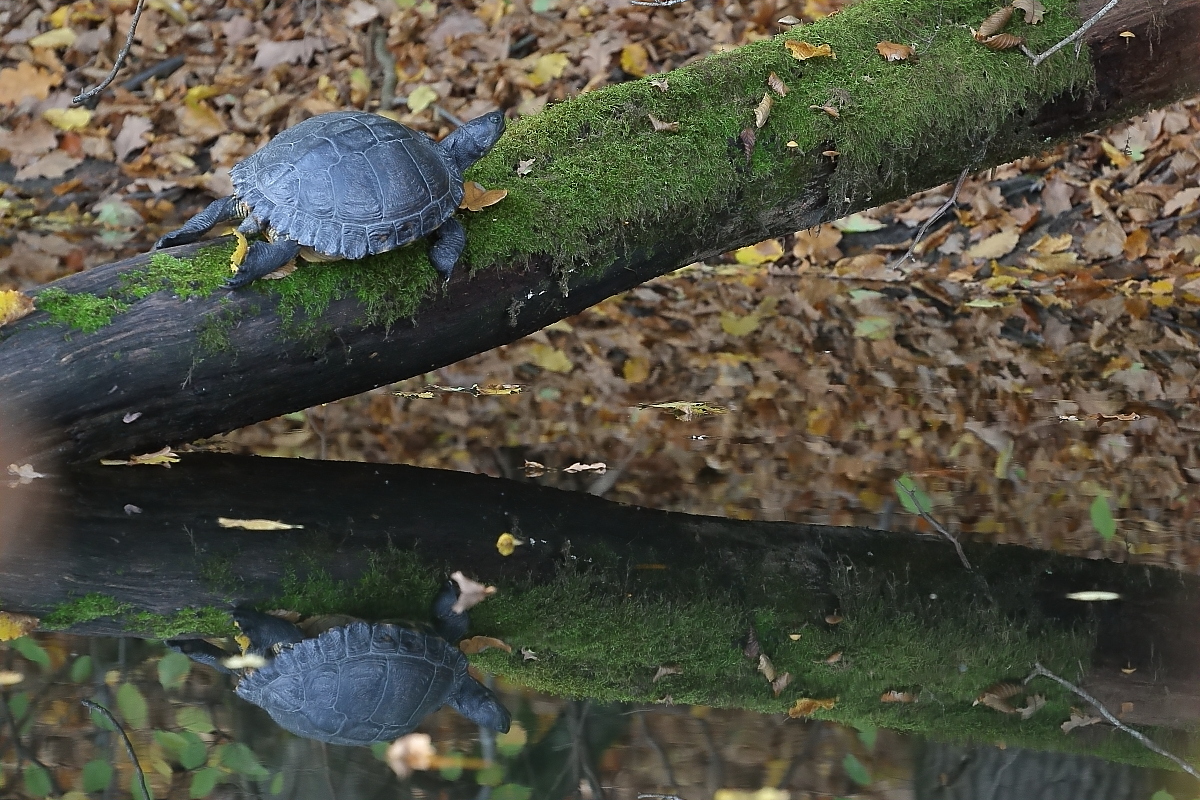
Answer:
[24, 764, 51, 797]
[11, 637, 50, 671]
[179, 731, 207, 771]
[158, 651, 192, 691]
[189, 768, 222, 799]
[370, 741, 389, 761]
[894, 474, 932, 515]
[476, 762, 505, 786]
[856, 722, 877, 751]
[117, 682, 149, 728]
[82, 760, 113, 792]
[176, 706, 215, 734]
[269, 773, 285, 795]
[439, 751, 464, 780]
[70, 655, 93, 683]
[843, 753, 871, 786]
[131, 770, 154, 800]
[1149, 791, 1174, 800]
[154, 730, 187, 760]
[8, 692, 29, 721]
[218, 742, 269, 780]
[493, 784, 533, 800]
[496, 722, 528, 757]
[1090, 495, 1116, 540]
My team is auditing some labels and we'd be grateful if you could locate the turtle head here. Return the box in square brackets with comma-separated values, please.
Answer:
[440, 111, 506, 174]
[450, 672, 512, 733]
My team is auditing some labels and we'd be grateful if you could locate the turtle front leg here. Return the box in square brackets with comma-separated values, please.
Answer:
[428, 216, 466, 283]
[225, 239, 301, 289]
[155, 196, 243, 250]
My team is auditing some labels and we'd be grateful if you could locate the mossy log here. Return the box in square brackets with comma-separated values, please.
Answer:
[1, 0, 1197, 466]
[5, 453, 1200, 764]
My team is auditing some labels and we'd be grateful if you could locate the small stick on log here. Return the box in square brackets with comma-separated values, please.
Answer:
[1026, 0, 1120, 67]
[73, 0, 149, 107]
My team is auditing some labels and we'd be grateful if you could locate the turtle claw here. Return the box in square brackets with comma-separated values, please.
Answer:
[224, 239, 300, 289]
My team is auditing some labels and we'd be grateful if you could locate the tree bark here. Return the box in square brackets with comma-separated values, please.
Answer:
[0, 0, 1197, 466]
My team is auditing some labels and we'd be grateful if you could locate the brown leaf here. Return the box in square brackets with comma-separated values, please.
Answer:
[739, 128, 756, 162]
[460, 181, 508, 212]
[14, 151, 82, 182]
[1013, 0, 1045, 23]
[1027, 232, 1072, 255]
[254, 37, 327, 70]
[516, 158, 535, 176]
[771, 672, 792, 696]
[114, 115, 153, 162]
[785, 41, 836, 60]
[1122, 227, 1150, 260]
[1081, 219, 1125, 260]
[459, 635, 512, 654]
[1061, 710, 1101, 732]
[648, 113, 680, 133]
[653, 665, 682, 682]
[1119, 701, 1134, 716]
[876, 41, 914, 61]
[450, 570, 497, 613]
[977, 6, 1014, 37]
[754, 93, 773, 129]
[757, 653, 777, 682]
[880, 690, 916, 703]
[0, 291, 35, 328]
[649, 78, 669, 92]
[980, 33, 1024, 49]
[767, 72, 789, 96]
[788, 697, 837, 717]
[563, 462, 606, 473]
[823, 650, 843, 664]
[0, 61, 62, 106]
[810, 104, 840, 118]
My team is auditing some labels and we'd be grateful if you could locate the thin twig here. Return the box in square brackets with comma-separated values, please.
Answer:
[638, 795, 688, 800]
[81, 700, 151, 800]
[630, 0, 691, 6]
[371, 22, 397, 111]
[73, 0, 149, 107]
[889, 167, 971, 270]
[1027, 0, 1120, 67]
[1024, 662, 1200, 780]
[894, 481, 973, 571]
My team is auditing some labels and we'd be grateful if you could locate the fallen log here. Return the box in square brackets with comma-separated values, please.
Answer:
[0, 0, 1197, 465]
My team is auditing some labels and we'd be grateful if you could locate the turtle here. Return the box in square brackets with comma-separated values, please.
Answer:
[167, 580, 511, 746]
[153, 110, 506, 288]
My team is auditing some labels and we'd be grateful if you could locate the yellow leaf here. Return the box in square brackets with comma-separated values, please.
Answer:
[184, 85, 221, 107]
[1148, 278, 1174, 295]
[496, 532, 521, 555]
[0, 671, 24, 686]
[965, 230, 1020, 260]
[43, 107, 91, 131]
[623, 357, 651, 383]
[459, 636, 512, 654]
[734, 238, 784, 265]
[29, 27, 77, 49]
[721, 310, 760, 337]
[217, 517, 304, 530]
[788, 697, 837, 717]
[529, 343, 573, 373]
[231, 231, 249, 269]
[0, 290, 35, 328]
[459, 181, 508, 212]
[527, 53, 569, 87]
[963, 298, 1006, 308]
[620, 43, 649, 77]
[785, 40, 835, 60]
[47, 6, 71, 27]
[1027, 232, 1072, 254]
[875, 41, 914, 61]
[1101, 140, 1131, 168]
[1025, 252, 1080, 273]
[406, 85, 439, 113]
[0, 612, 39, 642]
[1123, 227, 1149, 260]
[982, 275, 1018, 291]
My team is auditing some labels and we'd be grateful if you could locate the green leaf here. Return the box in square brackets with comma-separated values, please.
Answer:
[493, 785, 533, 800]
[8, 692, 29, 721]
[117, 682, 149, 728]
[370, 741, 389, 761]
[154, 730, 187, 760]
[176, 706, 215, 734]
[23, 764, 51, 798]
[81, 760, 113, 792]
[269, 773, 285, 795]
[158, 651, 192, 691]
[852, 316, 892, 340]
[842, 753, 872, 786]
[131, 770, 154, 800]
[179, 731, 208, 771]
[833, 213, 885, 233]
[439, 751, 464, 780]
[1090, 495, 1116, 540]
[894, 474, 933, 515]
[189, 768, 222, 799]
[218, 742, 269, 780]
[1149, 791, 1174, 800]
[475, 763, 505, 786]
[11, 638, 50, 671]
[70, 655, 93, 683]
[496, 722, 528, 757]
[855, 723, 877, 752]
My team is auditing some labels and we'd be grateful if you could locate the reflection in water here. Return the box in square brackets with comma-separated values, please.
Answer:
[168, 587, 510, 746]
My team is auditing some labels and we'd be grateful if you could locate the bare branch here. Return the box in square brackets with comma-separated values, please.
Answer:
[81, 700, 151, 800]
[894, 480, 973, 571]
[1027, 0, 1120, 67]
[889, 166, 971, 270]
[73, 0, 149, 107]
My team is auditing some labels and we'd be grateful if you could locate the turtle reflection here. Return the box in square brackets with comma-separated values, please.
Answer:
[169, 581, 510, 746]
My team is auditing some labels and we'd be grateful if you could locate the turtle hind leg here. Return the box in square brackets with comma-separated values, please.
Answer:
[225, 239, 301, 289]
[432, 579, 469, 642]
[155, 196, 243, 250]
[450, 674, 511, 733]
[428, 217, 466, 283]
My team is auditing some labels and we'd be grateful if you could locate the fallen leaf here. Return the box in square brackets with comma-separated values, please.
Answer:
[772, 673, 792, 696]
[1164, 187, 1200, 217]
[0, 291, 35, 327]
[342, 0, 380, 26]
[1028, 232, 1072, 254]
[254, 37, 326, 70]
[833, 213, 884, 232]
[528, 52, 570, 87]
[788, 697, 837, 717]
[460, 181, 508, 212]
[624, 356, 651, 383]
[528, 343, 574, 373]
[768, 72, 789, 96]
[979, 33, 1024, 49]
[407, 85, 439, 113]
[1061, 710, 1101, 732]
[496, 532, 522, 555]
[653, 665, 683, 682]
[739, 128, 756, 161]
[459, 635, 511, 654]
[785, 40, 836, 60]
[42, 107, 91, 132]
[880, 690, 916, 703]
[1026, 251, 1080, 273]
[0, 612, 39, 641]
[735, 239, 785, 265]
[648, 113, 680, 133]
[0, 61, 62, 105]
[1123, 228, 1150, 260]
[977, 6, 1014, 37]
[853, 316, 893, 340]
[876, 41, 914, 61]
[114, 115, 153, 161]
[649, 78, 669, 92]
[386, 733, 434, 779]
[1013, 0, 1045, 23]
[521, 647, 538, 661]
[757, 653, 777, 682]
[522, 461, 546, 477]
[99, 446, 180, 467]
[6, 464, 45, 487]
[29, 27, 76, 49]
[1081, 219, 1125, 260]
[645, 401, 728, 421]
[14, 151, 82, 182]
[450, 571, 497, 613]
[516, 158, 535, 176]
[563, 462, 606, 473]
[966, 229, 1020, 260]
[810, 104, 840, 118]
[754, 93, 773, 128]
[217, 518, 303, 530]
[1018, 694, 1046, 719]
[620, 43, 649, 77]
[0, 671, 24, 686]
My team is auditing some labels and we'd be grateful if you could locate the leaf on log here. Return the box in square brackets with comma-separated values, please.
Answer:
[876, 41, 914, 61]
[648, 113, 680, 133]
[979, 33, 1025, 50]
[785, 41, 836, 60]
[768, 72, 789, 96]
[977, 6, 1014, 37]
[1013, 0, 1044, 24]
[755, 93, 774, 128]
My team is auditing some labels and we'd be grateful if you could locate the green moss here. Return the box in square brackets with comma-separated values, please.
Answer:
[126, 607, 235, 638]
[35, 288, 131, 334]
[41, 593, 128, 629]
[123, 246, 237, 300]
[271, 549, 439, 621]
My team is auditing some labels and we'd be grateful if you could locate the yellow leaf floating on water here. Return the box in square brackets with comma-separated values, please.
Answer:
[406, 85, 439, 113]
[620, 43, 650, 77]
[496, 532, 521, 556]
[217, 518, 304, 530]
[0, 671, 24, 686]
[0, 291, 35, 328]
[0, 612, 39, 642]
[784, 40, 835, 60]
[460, 181, 508, 212]
[788, 697, 837, 718]
[734, 239, 784, 265]
[527, 53, 569, 87]
[43, 107, 91, 131]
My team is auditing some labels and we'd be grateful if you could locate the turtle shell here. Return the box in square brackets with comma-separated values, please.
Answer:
[230, 111, 463, 261]
[236, 621, 467, 746]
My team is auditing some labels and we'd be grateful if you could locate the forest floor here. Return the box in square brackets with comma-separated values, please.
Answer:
[2, 0, 1200, 568]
